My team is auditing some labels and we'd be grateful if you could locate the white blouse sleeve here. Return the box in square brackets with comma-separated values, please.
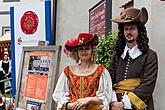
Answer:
[52, 72, 70, 110]
[8, 60, 12, 73]
[96, 68, 112, 110]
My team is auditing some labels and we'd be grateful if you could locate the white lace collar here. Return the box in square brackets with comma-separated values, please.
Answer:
[121, 45, 142, 60]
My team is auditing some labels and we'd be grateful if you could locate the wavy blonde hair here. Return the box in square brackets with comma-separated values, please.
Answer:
[70, 46, 97, 63]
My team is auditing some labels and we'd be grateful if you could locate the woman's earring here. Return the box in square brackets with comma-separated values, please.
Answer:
[75, 52, 79, 63]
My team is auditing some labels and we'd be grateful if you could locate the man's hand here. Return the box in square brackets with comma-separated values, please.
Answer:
[111, 101, 124, 110]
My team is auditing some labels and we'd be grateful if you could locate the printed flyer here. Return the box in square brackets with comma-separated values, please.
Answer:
[24, 52, 52, 102]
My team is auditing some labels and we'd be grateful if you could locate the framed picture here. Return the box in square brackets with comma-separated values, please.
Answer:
[2, 26, 10, 36]
[15, 46, 62, 110]
[3, 0, 20, 2]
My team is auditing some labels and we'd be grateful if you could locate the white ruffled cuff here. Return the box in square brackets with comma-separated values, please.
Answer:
[97, 93, 109, 110]
[122, 93, 132, 109]
[53, 92, 70, 109]
[111, 91, 117, 102]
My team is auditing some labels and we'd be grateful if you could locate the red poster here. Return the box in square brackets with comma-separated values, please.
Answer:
[24, 74, 48, 101]
[24, 51, 52, 102]
[89, 1, 106, 37]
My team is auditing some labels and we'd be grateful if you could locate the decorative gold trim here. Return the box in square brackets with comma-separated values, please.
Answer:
[80, 76, 84, 98]
[69, 69, 78, 100]
[69, 64, 99, 76]
[85, 71, 99, 97]
[128, 92, 147, 110]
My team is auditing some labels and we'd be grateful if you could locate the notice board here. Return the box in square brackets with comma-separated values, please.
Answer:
[15, 46, 62, 110]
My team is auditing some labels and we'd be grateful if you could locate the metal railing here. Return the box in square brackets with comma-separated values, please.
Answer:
[0, 78, 13, 110]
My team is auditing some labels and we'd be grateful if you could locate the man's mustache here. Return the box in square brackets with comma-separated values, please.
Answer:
[125, 33, 133, 37]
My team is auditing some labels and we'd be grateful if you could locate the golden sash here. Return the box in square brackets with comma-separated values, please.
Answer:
[113, 78, 147, 110]
[113, 78, 141, 93]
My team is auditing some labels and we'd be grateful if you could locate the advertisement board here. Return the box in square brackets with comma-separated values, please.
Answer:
[10, 1, 52, 95]
[15, 46, 62, 110]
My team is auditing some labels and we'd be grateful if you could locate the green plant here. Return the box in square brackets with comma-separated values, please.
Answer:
[96, 32, 118, 68]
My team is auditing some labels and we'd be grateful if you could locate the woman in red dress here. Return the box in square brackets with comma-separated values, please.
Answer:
[52, 33, 112, 110]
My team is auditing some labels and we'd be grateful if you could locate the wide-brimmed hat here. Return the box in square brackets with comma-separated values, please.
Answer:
[111, 7, 148, 24]
[65, 33, 98, 51]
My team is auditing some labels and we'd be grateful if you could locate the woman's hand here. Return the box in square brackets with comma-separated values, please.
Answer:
[70, 97, 91, 110]
[67, 102, 75, 109]
[111, 101, 124, 110]
[76, 97, 91, 106]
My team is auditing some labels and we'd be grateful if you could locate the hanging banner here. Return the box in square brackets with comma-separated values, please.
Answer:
[10, 0, 52, 96]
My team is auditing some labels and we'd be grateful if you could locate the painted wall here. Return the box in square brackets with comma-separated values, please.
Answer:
[112, 0, 123, 32]
[0, 14, 10, 36]
[147, 1, 165, 110]
[0, 3, 10, 36]
[135, 1, 165, 110]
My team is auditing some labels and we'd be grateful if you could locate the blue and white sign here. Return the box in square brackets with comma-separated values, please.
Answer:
[10, 0, 52, 95]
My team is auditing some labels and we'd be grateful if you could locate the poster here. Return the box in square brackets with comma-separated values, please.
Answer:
[24, 52, 52, 102]
[15, 46, 62, 110]
[26, 100, 41, 110]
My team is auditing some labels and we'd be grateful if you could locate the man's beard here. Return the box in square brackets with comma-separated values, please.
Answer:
[126, 39, 135, 43]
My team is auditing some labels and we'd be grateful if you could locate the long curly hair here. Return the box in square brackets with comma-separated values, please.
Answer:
[115, 23, 149, 56]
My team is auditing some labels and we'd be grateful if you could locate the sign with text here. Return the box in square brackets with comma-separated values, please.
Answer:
[10, 1, 52, 96]
[15, 46, 62, 110]
[24, 74, 48, 102]
[89, 0, 106, 37]
[24, 52, 51, 102]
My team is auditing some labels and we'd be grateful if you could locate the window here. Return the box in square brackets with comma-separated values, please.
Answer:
[2, 26, 10, 36]
[3, 0, 20, 2]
